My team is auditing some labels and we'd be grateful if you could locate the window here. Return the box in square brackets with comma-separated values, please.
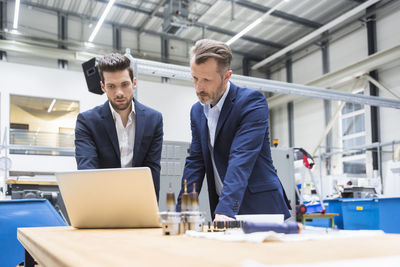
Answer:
[340, 91, 366, 175]
[9, 95, 79, 156]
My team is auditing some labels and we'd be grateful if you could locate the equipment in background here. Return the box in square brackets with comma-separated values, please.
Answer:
[294, 148, 326, 214]
[82, 50, 138, 96]
[162, 0, 190, 35]
[341, 187, 377, 198]
[7, 177, 70, 224]
[82, 57, 103, 95]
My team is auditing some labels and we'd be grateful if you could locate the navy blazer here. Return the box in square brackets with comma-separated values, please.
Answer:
[178, 82, 290, 219]
[74, 99, 163, 200]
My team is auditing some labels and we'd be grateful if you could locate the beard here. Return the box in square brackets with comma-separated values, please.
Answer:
[110, 95, 133, 111]
[197, 80, 225, 106]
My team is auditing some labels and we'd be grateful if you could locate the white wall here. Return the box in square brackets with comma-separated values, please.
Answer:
[137, 80, 197, 142]
[292, 50, 322, 85]
[329, 27, 368, 73]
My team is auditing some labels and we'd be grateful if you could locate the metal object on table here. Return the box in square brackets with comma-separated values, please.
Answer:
[181, 211, 204, 233]
[159, 212, 182, 235]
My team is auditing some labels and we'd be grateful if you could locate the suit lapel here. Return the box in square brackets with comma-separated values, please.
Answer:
[133, 99, 145, 165]
[214, 83, 236, 142]
[101, 101, 120, 159]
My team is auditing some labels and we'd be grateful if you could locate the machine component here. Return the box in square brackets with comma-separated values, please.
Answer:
[294, 148, 326, 214]
[181, 179, 190, 212]
[159, 211, 181, 235]
[341, 187, 377, 198]
[242, 221, 301, 234]
[162, 0, 190, 35]
[189, 183, 199, 211]
[166, 183, 176, 212]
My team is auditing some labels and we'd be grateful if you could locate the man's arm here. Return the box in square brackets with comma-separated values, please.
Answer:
[176, 107, 206, 211]
[143, 112, 163, 201]
[75, 113, 100, 169]
[215, 91, 269, 218]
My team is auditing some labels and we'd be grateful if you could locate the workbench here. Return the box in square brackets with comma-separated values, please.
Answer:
[298, 213, 339, 228]
[18, 226, 400, 266]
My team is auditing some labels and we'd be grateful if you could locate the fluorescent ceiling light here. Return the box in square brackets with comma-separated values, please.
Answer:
[48, 99, 56, 113]
[226, 0, 288, 46]
[88, 0, 116, 43]
[13, 0, 21, 29]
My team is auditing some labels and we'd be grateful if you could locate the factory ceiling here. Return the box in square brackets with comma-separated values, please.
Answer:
[0, 0, 395, 69]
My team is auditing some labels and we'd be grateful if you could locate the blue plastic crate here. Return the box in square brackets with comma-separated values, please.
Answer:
[378, 197, 400, 233]
[0, 199, 67, 267]
[340, 199, 380, 230]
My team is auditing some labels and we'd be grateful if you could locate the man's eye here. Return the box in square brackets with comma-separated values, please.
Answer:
[107, 85, 115, 89]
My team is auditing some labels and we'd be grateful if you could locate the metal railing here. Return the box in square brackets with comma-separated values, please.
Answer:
[8, 129, 75, 156]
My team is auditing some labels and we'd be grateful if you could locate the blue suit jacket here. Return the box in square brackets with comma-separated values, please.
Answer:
[74, 99, 163, 200]
[178, 82, 290, 219]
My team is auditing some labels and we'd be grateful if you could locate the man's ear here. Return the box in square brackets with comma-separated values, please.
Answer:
[132, 77, 137, 88]
[224, 70, 232, 82]
[100, 81, 106, 93]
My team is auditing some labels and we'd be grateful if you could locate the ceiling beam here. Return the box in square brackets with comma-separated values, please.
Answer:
[252, 0, 381, 70]
[6, 1, 265, 61]
[232, 0, 322, 29]
[267, 44, 400, 109]
[95, 0, 284, 49]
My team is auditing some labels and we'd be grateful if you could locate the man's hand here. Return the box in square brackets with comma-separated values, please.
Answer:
[214, 214, 235, 222]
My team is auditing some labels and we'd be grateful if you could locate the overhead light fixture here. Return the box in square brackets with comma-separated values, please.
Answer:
[88, 0, 116, 43]
[13, 0, 21, 29]
[48, 99, 56, 113]
[226, 0, 288, 46]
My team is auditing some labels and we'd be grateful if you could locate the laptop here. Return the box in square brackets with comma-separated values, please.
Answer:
[56, 167, 160, 228]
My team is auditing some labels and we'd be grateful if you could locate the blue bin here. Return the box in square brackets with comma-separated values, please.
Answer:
[340, 199, 380, 230]
[378, 197, 400, 233]
[0, 199, 67, 267]
[324, 198, 400, 232]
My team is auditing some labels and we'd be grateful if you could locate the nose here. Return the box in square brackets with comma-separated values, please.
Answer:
[195, 80, 205, 93]
[115, 86, 124, 96]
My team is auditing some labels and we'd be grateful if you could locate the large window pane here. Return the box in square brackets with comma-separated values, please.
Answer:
[343, 158, 366, 174]
[342, 114, 365, 136]
[9, 95, 79, 156]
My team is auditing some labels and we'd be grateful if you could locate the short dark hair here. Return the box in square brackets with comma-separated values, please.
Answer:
[191, 39, 232, 75]
[98, 53, 134, 83]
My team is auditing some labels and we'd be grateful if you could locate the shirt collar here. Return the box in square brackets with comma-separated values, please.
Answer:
[202, 81, 231, 115]
[109, 100, 135, 122]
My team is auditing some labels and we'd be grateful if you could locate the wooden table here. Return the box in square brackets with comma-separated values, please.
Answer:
[18, 226, 400, 266]
[298, 213, 339, 228]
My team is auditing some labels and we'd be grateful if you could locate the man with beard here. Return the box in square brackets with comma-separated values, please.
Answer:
[177, 39, 290, 221]
[75, 53, 163, 200]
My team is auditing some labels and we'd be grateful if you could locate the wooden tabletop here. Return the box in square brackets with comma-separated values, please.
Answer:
[17, 226, 400, 266]
[6, 179, 57, 185]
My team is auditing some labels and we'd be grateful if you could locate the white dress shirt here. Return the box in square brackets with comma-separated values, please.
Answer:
[202, 82, 230, 195]
[202, 82, 231, 147]
[109, 101, 135, 168]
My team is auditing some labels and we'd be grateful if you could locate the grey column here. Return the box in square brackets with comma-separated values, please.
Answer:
[0, 0, 7, 60]
[112, 25, 121, 51]
[322, 32, 331, 174]
[161, 36, 169, 83]
[57, 12, 68, 69]
[366, 6, 381, 177]
[286, 54, 294, 147]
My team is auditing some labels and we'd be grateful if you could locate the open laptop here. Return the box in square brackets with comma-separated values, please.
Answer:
[56, 167, 160, 228]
